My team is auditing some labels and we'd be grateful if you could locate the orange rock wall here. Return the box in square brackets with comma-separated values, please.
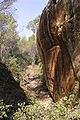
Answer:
[36, 0, 80, 101]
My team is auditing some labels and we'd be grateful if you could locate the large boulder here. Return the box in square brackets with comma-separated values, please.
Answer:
[36, 0, 80, 101]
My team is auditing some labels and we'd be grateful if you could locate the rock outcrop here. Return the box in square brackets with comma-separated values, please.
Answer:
[36, 0, 80, 101]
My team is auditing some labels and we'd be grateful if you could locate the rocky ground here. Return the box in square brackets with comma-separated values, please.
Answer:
[20, 65, 53, 108]
[0, 63, 80, 120]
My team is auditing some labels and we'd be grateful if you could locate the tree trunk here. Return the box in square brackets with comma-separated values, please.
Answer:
[36, 0, 80, 102]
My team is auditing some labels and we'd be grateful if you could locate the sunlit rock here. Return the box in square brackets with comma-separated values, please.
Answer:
[36, 0, 80, 101]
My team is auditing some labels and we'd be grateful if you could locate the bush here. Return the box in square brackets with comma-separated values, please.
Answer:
[0, 93, 80, 120]
[13, 95, 80, 120]
[0, 99, 12, 119]
[2, 53, 33, 74]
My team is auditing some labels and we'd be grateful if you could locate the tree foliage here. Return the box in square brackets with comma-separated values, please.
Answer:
[18, 36, 28, 52]
[26, 15, 41, 65]
[0, 12, 20, 60]
[0, 1, 34, 74]
[0, 13, 33, 74]
[27, 15, 40, 33]
[0, 0, 41, 73]
[0, 0, 17, 12]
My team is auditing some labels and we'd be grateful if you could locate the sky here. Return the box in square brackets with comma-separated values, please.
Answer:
[12, 0, 48, 39]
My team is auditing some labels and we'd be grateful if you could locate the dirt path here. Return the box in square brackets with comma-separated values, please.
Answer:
[20, 65, 53, 107]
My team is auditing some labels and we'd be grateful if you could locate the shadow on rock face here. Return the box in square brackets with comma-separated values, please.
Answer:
[0, 62, 29, 119]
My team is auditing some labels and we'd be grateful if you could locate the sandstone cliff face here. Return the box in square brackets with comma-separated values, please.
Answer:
[36, 0, 80, 101]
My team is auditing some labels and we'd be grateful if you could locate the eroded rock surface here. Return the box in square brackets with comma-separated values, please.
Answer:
[36, 0, 80, 101]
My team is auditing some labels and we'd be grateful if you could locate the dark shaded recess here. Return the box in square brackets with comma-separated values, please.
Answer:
[49, 0, 56, 4]
[0, 62, 30, 120]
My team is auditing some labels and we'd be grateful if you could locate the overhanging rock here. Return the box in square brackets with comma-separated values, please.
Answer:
[36, 0, 80, 102]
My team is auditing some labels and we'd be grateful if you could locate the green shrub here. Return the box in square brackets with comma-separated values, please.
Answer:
[13, 95, 80, 120]
[2, 53, 33, 74]
[1, 94, 80, 120]
[0, 99, 12, 119]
